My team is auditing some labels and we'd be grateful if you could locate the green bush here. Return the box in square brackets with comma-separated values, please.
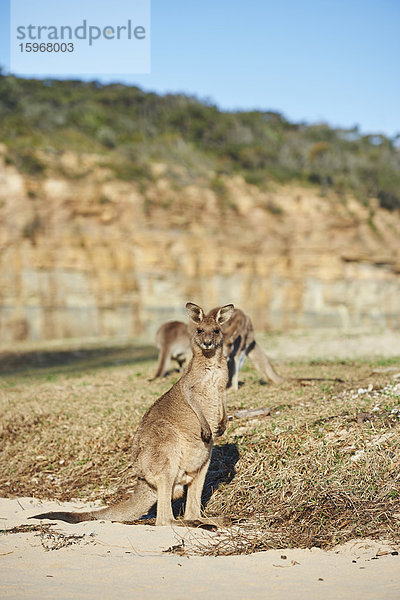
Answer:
[0, 74, 399, 206]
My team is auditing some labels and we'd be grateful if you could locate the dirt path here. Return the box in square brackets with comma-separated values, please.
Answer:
[1, 498, 399, 600]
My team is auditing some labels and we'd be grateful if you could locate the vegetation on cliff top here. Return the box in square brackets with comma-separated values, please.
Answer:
[0, 73, 400, 210]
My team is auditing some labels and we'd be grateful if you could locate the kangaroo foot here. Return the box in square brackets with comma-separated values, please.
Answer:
[182, 516, 231, 530]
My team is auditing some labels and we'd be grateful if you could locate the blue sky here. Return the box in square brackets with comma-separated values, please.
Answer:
[8, 0, 150, 75]
[0, 0, 399, 137]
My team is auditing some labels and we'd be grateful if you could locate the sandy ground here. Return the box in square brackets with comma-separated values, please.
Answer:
[263, 328, 400, 361]
[1, 498, 399, 600]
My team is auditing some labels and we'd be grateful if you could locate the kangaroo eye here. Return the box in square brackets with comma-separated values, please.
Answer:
[214, 328, 220, 334]
[197, 328, 204, 334]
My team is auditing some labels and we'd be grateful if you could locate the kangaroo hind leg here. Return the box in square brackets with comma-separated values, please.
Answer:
[184, 459, 210, 522]
[154, 346, 171, 378]
[155, 472, 176, 526]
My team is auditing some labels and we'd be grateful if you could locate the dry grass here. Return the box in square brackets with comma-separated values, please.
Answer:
[4, 523, 92, 551]
[1, 342, 400, 553]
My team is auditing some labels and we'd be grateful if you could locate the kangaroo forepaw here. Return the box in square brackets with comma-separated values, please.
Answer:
[201, 426, 213, 444]
[216, 419, 227, 437]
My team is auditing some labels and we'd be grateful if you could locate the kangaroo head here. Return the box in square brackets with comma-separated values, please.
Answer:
[186, 302, 234, 353]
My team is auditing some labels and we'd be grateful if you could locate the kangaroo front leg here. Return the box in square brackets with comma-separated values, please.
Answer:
[182, 381, 212, 443]
[155, 474, 176, 526]
[216, 391, 227, 437]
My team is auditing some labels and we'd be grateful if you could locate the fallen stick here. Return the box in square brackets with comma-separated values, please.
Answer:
[232, 407, 271, 420]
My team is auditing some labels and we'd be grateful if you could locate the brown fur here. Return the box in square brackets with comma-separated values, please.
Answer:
[31, 303, 234, 527]
[152, 320, 191, 378]
[222, 308, 284, 389]
[153, 308, 284, 388]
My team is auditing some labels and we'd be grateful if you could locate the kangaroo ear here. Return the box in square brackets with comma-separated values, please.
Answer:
[186, 302, 204, 323]
[216, 304, 234, 325]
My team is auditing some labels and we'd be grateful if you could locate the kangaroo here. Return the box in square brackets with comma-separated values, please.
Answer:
[152, 320, 191, 378]
[153, 308, 284, 389]
[31, 303, 234, 527]
[222, 308, 284, 390]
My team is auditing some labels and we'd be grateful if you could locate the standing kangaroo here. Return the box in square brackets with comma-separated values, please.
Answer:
[153, 308, 284, 389]
[31, 303, 234, 527]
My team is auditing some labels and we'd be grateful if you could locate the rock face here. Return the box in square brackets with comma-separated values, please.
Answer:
[1, 151, 399, 343]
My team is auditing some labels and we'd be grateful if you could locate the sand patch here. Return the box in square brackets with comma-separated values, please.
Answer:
[1, 497, 399, 600]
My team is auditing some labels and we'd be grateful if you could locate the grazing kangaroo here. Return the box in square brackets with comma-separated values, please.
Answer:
[31, 303, 234, 527]
[152, 320, 191, 379]
[153, 308, 284, 389]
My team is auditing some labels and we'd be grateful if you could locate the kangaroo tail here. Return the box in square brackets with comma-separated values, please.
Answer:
[30, 479, 157, 524]
[247, 342, 285, 384]
[30, 510, 96, 524]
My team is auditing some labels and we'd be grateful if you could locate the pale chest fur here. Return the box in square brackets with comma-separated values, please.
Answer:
[202, 362, 226, 387]
[188, 362, 226, 425]
[188, 360, 226, 394]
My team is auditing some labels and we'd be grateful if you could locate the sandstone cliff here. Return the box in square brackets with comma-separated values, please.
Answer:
[1, 145, 399, 343]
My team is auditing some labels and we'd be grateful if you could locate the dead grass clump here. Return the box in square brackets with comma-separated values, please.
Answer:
[204, 384, 400, 552]
[1, 524, 92, 551]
